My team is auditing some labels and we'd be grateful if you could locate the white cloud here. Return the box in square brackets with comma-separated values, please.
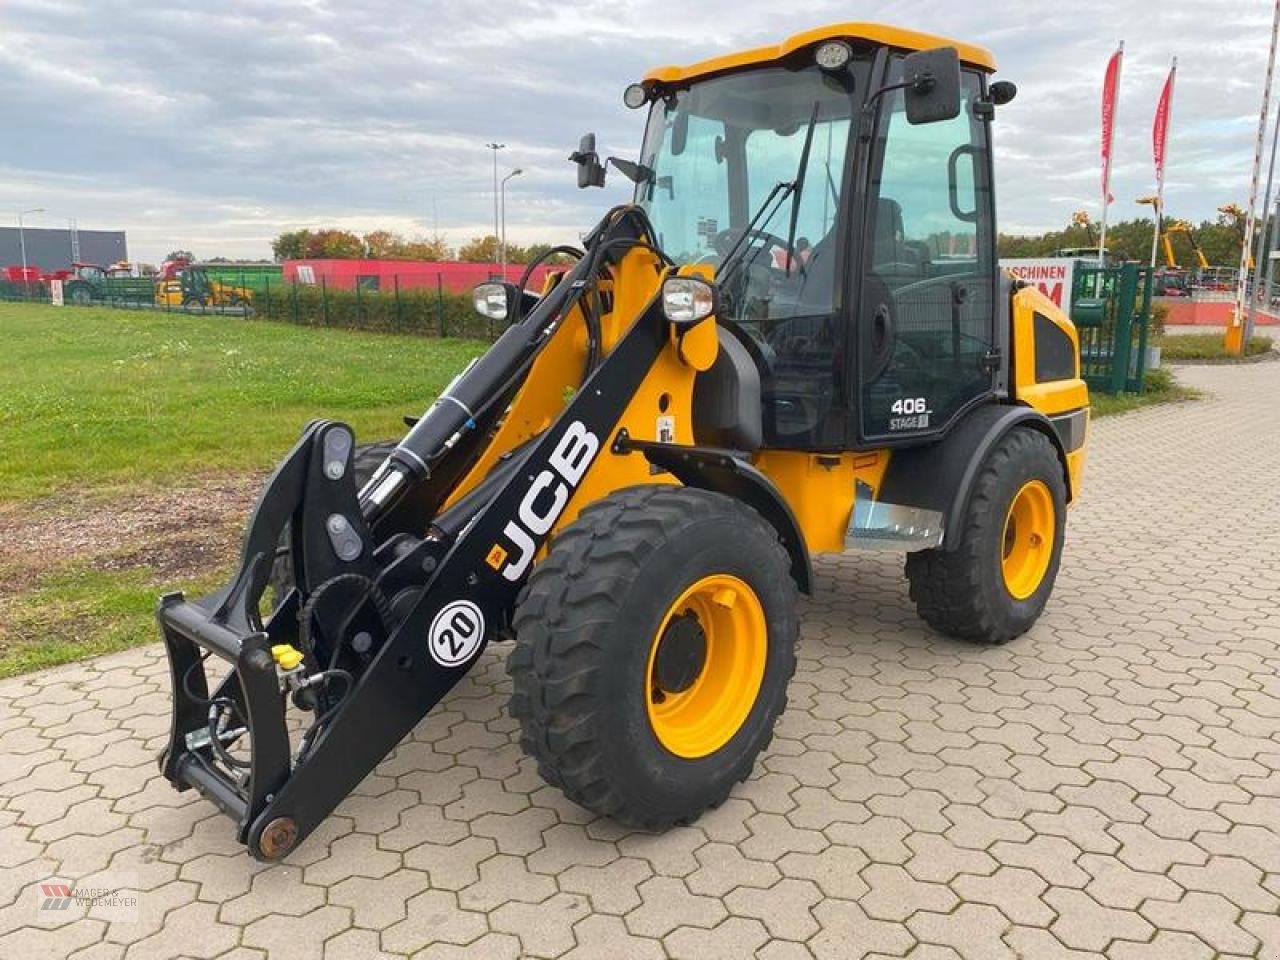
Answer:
[0, 0, 1272, 262]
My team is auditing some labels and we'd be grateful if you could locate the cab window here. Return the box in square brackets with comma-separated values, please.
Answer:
[859, 65, 995, 441]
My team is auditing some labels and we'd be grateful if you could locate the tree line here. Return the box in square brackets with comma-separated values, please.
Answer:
[266, 204, 1263, 270]
[997, 206, 1256, 268]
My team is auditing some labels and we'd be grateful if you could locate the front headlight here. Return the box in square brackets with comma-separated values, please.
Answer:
[472, 283, 509, 321]
[661, 276, 718, 326]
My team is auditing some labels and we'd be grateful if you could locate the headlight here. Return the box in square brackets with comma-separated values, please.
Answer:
[623, 82, 649, 109]
[472, 283, 509, 321]
[662, 276, 718, 326]
[814, 40, 852, 71]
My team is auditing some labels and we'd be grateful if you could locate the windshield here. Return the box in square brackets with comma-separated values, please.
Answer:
[636, 63, 864, 324]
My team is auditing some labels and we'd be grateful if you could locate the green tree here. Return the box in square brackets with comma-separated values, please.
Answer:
[305, 230, 364, 259]
[164, 249, 194, 263]
[457, 235, 499, 262]
[271, 230, 311, 261]
[362, 230, 403, 259]
[401, 233, 452, 260]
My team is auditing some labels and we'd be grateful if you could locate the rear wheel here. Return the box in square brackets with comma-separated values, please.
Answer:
[508, 485, 798, 828]
[905, 427, 1066, 645]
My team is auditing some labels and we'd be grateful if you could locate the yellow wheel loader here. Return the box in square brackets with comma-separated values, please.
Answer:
[157, 23, 1088, 860]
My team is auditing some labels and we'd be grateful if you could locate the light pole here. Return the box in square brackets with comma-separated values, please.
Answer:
[18, 207, 44, 294]
[485, 143, 504, 275]
[500, 168, 523, 279]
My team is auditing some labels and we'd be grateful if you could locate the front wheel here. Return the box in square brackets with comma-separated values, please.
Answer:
[905, 427, 1067, 645]
[508, 485, 799, 828]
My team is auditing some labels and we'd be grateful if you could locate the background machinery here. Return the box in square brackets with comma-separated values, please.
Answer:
[157, 23, 1088, 861]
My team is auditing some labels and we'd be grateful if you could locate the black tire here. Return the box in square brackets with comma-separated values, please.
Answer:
[69, 285, 92, 306]
[905, 427, 1067, 645]
[507, 485, 799, 828]
[267, 441, 398, 601]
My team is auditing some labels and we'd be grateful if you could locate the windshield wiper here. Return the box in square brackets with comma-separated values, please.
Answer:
[715, 179, 796, 288]
[784, 102, 821, 277]
[717, 102, 821, 287]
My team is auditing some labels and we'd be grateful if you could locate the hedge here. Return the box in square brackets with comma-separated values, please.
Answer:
[255, 278, 495, 340]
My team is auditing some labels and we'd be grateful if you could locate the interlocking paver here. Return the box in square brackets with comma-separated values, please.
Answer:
[1, 361, 1279, 959]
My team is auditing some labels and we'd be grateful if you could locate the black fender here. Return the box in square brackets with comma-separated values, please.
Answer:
[878, 403, 1070, 552]
[618, 433, 813, 594]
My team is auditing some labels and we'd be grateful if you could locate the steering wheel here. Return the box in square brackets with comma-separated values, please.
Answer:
[712, 227, 793, 265]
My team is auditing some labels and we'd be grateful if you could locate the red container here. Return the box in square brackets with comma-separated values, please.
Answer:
[281, 260, 557, 294]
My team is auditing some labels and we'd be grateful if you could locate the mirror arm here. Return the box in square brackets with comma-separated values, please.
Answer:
[857, 79, 915, 141]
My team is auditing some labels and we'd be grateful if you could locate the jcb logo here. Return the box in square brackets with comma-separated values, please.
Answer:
[494, 420, 599, 582]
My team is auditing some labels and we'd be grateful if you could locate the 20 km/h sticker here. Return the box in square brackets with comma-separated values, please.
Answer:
[428, 600, 485, 667]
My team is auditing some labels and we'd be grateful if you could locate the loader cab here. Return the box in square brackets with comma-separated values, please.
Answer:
[632, 32, 1001, 450]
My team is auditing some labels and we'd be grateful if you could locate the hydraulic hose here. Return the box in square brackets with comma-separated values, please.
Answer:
[363, 206, 658, 524]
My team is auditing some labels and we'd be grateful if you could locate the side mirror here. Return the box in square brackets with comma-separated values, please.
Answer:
[569, 133, 606, 189]
[902, 47, 962, 125]
[989, 80, 1017, 106]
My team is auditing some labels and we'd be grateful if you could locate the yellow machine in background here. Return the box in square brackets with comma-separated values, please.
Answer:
[158, 23, 1090, 861]
[155, 262, 252, 309]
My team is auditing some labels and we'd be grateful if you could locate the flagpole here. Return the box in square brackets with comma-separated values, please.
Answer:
[1150, 58, 1177, 272]
[1230, 0, 1280, 354]
[1099, 40, 1124, 269]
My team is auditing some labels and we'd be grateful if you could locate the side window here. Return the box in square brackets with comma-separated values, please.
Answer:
[860, 65, 995, 440]
[644, 114, 729, 263]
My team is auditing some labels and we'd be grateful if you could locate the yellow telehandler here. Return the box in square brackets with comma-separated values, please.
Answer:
[157, 22, 1088, 860]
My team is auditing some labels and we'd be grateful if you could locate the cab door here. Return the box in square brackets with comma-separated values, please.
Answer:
[856, 62, 997, 443]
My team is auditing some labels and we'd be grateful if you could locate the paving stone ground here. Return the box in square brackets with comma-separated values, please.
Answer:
[2, 361, 1279, 960]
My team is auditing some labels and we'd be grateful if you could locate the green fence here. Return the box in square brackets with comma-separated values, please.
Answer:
[0, 273, 494, 341]
[1070, 262, 1154, 394]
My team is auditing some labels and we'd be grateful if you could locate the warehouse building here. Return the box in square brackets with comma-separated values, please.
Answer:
[0, 226, 128, 273]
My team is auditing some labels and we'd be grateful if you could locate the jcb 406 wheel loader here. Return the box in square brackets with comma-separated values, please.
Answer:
[158, 23, 1088, 861]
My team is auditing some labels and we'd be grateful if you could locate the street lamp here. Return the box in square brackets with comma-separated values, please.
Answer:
[18, 207, 44, 293]
[500, 168, 523, 278]
[485, 143, 504, 275]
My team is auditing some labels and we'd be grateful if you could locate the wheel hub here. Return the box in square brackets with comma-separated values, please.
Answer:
[652, 612, 707, 697]
[645, 574, 768, 759]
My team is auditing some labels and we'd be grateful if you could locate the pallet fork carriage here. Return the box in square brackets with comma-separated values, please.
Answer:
[159, 22, 1089, 860]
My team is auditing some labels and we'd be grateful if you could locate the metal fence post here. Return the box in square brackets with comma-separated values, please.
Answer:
[437, 274, 446, 338]
[1110, 264, 1137, 394]
[355, 275, 363, 328]
[291, 278, 299, 324]
[321, 276, 330, 326]
[394, 274, 402, 329]
[1132, 265, 1153, 390]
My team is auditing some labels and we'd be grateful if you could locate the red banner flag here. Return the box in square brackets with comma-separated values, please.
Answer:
[1153, 59, 1177, 194]
[1101, 43, 1124, 205]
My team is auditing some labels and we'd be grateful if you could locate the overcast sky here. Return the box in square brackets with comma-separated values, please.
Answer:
[0, 0, 1272, 264]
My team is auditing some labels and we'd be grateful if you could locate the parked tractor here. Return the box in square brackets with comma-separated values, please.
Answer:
[62, 262, 154, 305]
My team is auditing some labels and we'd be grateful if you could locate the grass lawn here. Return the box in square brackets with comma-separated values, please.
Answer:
[1090, 368, 1201, 418]
[1159, 332, 1274, 361]
[0, 302, 486, 677]
[0, 301, 486, 500]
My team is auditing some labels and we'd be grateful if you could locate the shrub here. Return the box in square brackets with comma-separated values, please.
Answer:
[255, 280, 495, 340]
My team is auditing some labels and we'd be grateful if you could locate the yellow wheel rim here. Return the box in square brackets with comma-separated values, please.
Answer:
[645, 574, 767, 759]
[1001, 480, 1055, 600]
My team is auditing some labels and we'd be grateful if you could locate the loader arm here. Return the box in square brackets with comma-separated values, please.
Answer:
[158, 207, 691, 860]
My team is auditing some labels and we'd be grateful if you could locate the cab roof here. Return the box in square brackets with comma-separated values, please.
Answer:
[644, 22, 997, 85]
